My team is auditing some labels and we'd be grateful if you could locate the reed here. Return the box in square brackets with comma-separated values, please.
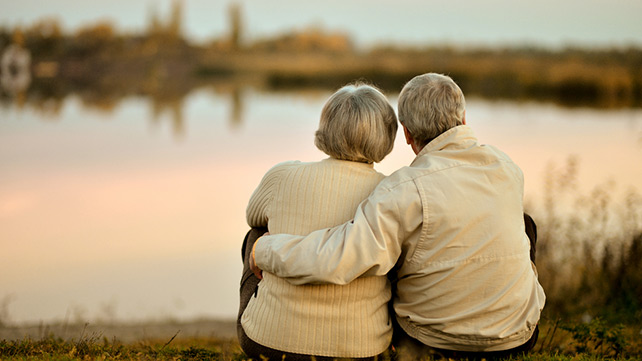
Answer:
[530, 157, 642, 324]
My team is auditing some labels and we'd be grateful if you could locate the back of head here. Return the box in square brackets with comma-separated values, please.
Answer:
[398, 73, 466, 147]
[315, 83, 398, 163]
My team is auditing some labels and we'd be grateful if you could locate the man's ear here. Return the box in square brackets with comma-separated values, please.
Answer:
[402, 124, 413, 145]
[403, 124, 421, 155]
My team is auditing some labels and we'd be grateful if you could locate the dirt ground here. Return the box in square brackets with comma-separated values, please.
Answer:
[0, 318, 237, 343]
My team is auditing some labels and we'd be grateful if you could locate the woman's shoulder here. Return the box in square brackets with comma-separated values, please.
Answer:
[269, 160, 303, 170]
[260, 160, 304, 180]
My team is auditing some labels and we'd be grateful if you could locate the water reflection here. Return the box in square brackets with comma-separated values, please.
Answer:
[2, 0, 641, 326]
[1, 79, 249, 139]
[150, 95, 186, 138]
[1, 87, 640, 325]
[230, 86, 244, 128]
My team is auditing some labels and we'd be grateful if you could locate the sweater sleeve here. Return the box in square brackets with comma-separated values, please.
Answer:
[254, 181, 418, 285]
[246, 161, 298, 228]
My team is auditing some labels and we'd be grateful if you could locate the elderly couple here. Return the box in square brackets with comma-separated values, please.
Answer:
[237, 73, 546, 360]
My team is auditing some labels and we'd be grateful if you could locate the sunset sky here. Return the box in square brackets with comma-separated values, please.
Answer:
[2, 0, 641, 48]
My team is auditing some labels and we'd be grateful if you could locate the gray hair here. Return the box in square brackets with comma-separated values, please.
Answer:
[315, 83, 397, 163]
[398, 73, 466, 147]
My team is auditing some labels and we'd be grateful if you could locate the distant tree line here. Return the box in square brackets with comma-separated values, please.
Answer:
[1, 0, 641, 109]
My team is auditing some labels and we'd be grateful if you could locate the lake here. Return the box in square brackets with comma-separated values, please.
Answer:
[1, 86, 641, 324]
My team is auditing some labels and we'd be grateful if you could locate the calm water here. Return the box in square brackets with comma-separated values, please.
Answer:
[1, 88, 641, 324]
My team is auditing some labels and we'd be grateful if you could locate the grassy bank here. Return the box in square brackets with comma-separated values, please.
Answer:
[1, 317, 641, 360]
[0, 333, 241, 361]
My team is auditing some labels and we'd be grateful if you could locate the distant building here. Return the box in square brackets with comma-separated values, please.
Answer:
[1, 44, 32, 94]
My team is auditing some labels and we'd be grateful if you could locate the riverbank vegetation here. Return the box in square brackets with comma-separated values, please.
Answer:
[531, 158, 642, 325]
[1, 3, 641, 113]
[1, 317, 641, 360]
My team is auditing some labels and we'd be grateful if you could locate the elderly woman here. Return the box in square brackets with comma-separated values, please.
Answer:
[238, 83, 398, 360]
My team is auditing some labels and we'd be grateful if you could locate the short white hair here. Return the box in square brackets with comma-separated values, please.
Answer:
[398, 73, 465, 147]
[315, 83, 397, 163]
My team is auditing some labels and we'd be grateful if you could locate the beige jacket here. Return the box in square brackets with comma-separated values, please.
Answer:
[243, 158, 392, 357]
[255, 125, 546, 352]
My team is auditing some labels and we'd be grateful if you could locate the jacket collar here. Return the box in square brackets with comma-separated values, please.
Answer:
[410, 125, 477, 166]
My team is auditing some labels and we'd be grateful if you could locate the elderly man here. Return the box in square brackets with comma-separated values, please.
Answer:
[251, 73, 545, 359]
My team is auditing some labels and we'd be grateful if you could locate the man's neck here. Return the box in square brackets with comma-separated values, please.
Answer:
[411, 141, 423, 155]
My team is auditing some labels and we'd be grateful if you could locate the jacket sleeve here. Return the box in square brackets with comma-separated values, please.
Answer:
[254, 183, 417, 285]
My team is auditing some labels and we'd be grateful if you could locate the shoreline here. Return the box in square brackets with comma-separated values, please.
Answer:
[0, 318, 237, 343]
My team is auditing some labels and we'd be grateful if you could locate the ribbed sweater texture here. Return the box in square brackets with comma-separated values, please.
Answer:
[242, 158, 392, 357]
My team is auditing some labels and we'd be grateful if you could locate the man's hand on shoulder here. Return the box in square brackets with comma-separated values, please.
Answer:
[250, 232, 269, 279]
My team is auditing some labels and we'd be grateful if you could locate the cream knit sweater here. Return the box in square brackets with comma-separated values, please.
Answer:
[242, 158, 392, 357]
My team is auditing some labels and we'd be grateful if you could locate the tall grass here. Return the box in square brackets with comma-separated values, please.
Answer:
[530, 156, 642, 324]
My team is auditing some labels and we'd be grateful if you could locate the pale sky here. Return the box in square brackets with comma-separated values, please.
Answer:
[1, 0, 641, 48]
